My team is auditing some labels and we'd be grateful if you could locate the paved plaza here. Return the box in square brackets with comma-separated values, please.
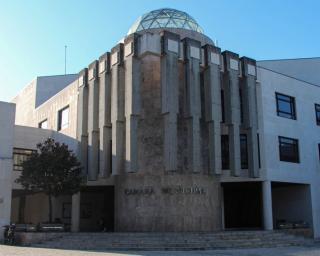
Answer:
[1, 246, 320, 256]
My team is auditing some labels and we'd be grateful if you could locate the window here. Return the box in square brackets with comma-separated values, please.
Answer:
[58, 106, 69, 131]
[276, 93, 296, 119]
[315, 104, 320, 125]
[221, 90, 225, 123]
[221, 135, 229, 169]
[240, 134, 248, 169]
[279, 136, 299, 163]
[13, 148, 35, 171]
[257, 133, 261, 168]
[239, 89, 244, 123]
[38, 119, 48, 129]
[318, 144, 320, 161]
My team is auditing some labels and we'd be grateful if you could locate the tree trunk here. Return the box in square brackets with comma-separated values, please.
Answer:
[48, 194, 53, 223]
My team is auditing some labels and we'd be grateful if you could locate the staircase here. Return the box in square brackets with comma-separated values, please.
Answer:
[32, 230, 315, 251]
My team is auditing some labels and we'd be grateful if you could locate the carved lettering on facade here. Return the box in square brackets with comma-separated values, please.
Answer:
[124, 187, 154, 195]
[124, 185, 206, 196]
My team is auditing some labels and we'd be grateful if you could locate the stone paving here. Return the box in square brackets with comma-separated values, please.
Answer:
[2, 245, 320, 256]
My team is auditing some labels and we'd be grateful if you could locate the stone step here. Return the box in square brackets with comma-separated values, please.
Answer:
[31, 231, 315, 251]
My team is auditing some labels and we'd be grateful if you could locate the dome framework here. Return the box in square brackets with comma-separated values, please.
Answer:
[128, 8, 204, 35]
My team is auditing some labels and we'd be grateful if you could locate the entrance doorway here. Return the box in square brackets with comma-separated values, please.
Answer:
[272, 182, 312, 229]
[80, 186, 114, 232]
[223, 182, 262, 229]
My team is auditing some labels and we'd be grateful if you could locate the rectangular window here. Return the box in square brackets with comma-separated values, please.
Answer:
[13, 148, 35, 171]
[257, 133, 261, 168]
[221, 90, 225, 123]
[276, 93, 296, 120]
[315, 104, 320, 126]
[279, 136, 299, 163]
[240, 134, 248, 169]
[239, 89, 244, 123]
[38, 119, 48, 129]
[221, 135, 229, 169]
[58, 106, 69, 131]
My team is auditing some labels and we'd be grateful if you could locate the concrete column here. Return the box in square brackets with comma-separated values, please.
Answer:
[240, 57, 259, 178]
[71, 192, 80, 232]
[161, 32, 180, 172]
[262, 181, 273, 230]
[0, 103, 15, 240]
[124, 34, 141, 173]
[222, 51, 241, 177]
[203, 44, 222, 175]
[98, 53, 112, 178]
[111, 44, 125, 175]
[77, 69, 89, 176]
[183, 37, 202, 173]
[87, 61, 99, 180]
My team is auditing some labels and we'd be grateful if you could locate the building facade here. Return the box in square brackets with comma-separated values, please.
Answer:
[1, 8, 320, 238]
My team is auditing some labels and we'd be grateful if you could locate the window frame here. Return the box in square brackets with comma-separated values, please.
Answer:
[278, 136, 300, 163]
[315, 104, 320, 126]
[275, 92, 296, 120]
[13, 148, 36, 171]
[57, 105, 69, 131]
[221, 134, 229, 170]
[240, 134, 248, 169]
[38, 119, 48, 129]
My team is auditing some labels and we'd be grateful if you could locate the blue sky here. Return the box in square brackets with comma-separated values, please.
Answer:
[0, 0, 319, 101]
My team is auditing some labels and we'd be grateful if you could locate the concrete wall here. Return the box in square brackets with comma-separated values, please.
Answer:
[12, 74, 77, 127]
[115, 174, 221, 232]
[11, 79, 37, 126]
[35, 79, 78, 139]
[0, 101, 15, 239]
[35, 74, 78, 107]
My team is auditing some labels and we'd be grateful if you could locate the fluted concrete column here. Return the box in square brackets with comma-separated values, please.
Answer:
[222, 51, 241, 177]
[124, 34, 141, 173]
[240, 57, 259, 178]
[262, 181, 273, 230]
[161, 32, 180, 172]
[87, 60, 99, 180]
[111, 44, 125, 175]
[183, 38, 202, 173]
[98, 53, 112, 178]
[77, 69, 89, 176]
[203, 44, 222, 175]
[71, 192, 80, 232]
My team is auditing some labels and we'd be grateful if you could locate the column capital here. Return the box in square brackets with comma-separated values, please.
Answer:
[78, 68, 88, 88]
[124, 33, 140, 57]
[111, 43, 124, 66]
[98, 52, 111, 74]
[161, 31, 180, 56]
[222, 50, 240, 74]
[240, 56, 257, 78]
[88, 60, 98, 81]
[202, 44, 222, 67]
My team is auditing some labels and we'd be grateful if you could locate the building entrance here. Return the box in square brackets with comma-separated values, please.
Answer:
[223, 182, 262, 229]
[80, 186, 114, 232]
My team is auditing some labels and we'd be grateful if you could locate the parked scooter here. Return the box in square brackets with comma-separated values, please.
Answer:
[3, 224, 16, 245]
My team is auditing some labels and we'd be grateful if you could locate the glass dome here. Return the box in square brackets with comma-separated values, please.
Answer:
[127, 8, 204, 35]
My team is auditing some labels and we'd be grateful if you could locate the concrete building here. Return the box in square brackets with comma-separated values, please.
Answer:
[0, 8, 320, 238]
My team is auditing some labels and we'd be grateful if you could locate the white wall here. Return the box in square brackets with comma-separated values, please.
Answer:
[272, 184, 313, 228]
[0, 101, 15, 239]
[258, 58, 320, 86]
[258, 66, 320, 237]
